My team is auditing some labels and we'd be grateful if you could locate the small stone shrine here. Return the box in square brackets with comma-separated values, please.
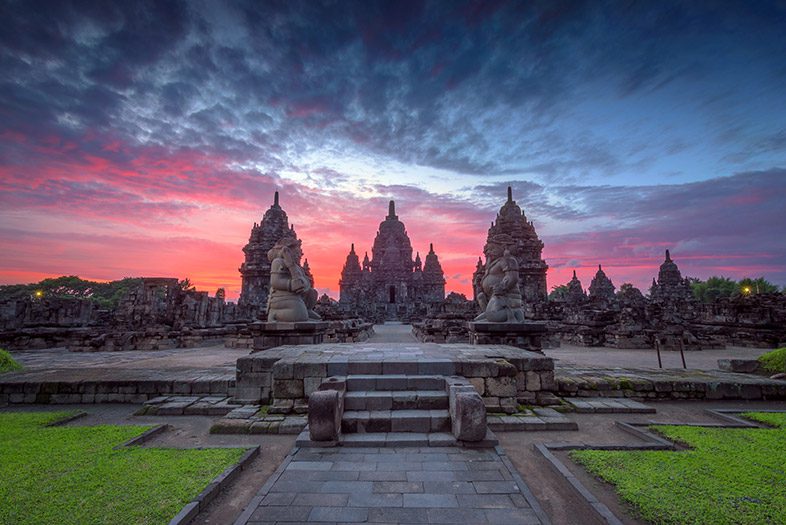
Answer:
[566, 270, 588, 304]
[238, 191, 302, 319]
[650, 249, 695, 304]
[472, 186, 548, 309]
[339, 200, 445, 322]
[588, 264, 616, 303]
[468, 188, 547, 352]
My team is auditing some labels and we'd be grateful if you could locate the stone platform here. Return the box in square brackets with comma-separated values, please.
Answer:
[235, 343, 556, 412]
[467, 322, 547, 353]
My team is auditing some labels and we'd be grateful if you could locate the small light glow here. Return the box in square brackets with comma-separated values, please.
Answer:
[742, 286, 751, 294]
[34, 290, 43, 298]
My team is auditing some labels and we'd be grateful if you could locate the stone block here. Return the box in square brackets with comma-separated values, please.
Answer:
[525, 371, 541, 392]
[539, 371, 556, 391]
[349, 361, 383, 374]
[273, 362, 294, 380]
[468, 377, 485, 395]
[303, 377, 323, 396]
[309, 389, 342, 441]
[450, 389, 487, 442]
[210, 419, 251, 434]
[269, 399, 294, 414]
[294, 362, 326, 379]
[485, 376, 516, 397]
[273, 379, 304, 399]
[460, 360, 498, 378]
[718, 359, 761, 374]
[482, 396, 500, 411]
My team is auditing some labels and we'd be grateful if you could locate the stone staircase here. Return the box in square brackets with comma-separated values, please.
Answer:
[297, 372, 498, 448]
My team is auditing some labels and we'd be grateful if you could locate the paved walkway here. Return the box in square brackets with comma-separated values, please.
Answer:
[236, 446, 546, 525]
[545, 344, 770, 371]
[368, 323, 418, 343]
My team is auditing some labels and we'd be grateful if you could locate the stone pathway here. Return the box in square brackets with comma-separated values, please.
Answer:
[367, 323, 418, 343]
[235, 446, 546, 525]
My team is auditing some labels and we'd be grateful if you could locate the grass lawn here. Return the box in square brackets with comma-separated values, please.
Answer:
[0, 348, 23, 373]
[758, 347, 786, 374]
[0, 411, 246, 525]
[571, 412, 786, 525]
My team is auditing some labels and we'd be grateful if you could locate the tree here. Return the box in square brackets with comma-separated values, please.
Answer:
[691, 276, 738, 303]
[178, 278, 196, 292]
[549, 284, 568, 301]
[738, 277, 780, 295]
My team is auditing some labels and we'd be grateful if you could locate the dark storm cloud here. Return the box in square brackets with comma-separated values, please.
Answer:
[477, 169, 786, 278]
[4, 0, 785, 181]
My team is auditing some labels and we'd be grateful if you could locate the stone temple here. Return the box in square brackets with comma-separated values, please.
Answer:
[650, 249, 694, 304]
[472, 187, 548, 311]
[238, 192, 313, 319]
[339, 201, 445, 322]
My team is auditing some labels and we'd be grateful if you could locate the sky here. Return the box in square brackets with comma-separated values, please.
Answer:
[1, 0, 785, 301]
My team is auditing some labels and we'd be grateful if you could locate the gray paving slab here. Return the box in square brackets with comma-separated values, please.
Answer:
[236, 445, 546, 524]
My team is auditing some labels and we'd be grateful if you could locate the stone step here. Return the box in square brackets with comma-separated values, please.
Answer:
[345, 374, 445, 392]
[342, 409, 451, 434]
[343, 390, 448, 411]
[295, 429, 500, 448]
[566, 397, 656, 414]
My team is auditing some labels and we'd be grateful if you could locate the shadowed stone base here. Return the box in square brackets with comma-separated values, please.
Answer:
[232, 342, 556, 409]
[467, 321, 547, 353]
[252, 321, 329, 352]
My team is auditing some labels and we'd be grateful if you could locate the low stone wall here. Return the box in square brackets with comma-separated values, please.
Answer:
[556, 367, 786, 400]
[225, 319, 373, 349]
[323, 320, 374, 343]
[0, 377, 235, 405]
[0, 325, 247, 352]
[411, 319, 469, 343]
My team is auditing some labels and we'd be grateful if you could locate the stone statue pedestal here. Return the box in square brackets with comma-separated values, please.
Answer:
[251, 321, 329, 352]
[467, 321, 547, 353]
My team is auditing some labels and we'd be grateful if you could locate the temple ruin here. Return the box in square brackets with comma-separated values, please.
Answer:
[238, 191, 302, 319]
[472, 187, 548, 314]
[339, 201, 446, 322]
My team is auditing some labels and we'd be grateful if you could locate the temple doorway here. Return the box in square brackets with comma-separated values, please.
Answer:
[389, 286, 396, 303]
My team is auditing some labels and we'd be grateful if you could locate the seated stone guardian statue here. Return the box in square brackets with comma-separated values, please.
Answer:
[267, 236, 321, 322]
[474, 234, 525, 323]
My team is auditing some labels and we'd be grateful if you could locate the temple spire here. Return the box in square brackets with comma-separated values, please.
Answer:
[665, 249, 671, 262]
[350, 243, 355, 253]
[388, 200, 396, 219]
[599, 264, 602, 271]
[274, 190, 279, 207]
[573, 270, 577, 278]
[429, 243, 434, 254]
[507, 186, 513, 203]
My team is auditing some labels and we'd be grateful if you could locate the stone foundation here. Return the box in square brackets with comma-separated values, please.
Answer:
[252, 321, 329, 351]
[233, 342, 556, 412]
[467, 321, 546, 353]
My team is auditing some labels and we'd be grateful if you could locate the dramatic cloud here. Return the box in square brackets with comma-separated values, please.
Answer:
[1, 1, 785, 298]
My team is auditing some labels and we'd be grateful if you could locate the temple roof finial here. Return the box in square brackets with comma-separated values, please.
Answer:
[598, 264, 602, 271]
[351, 243, 355, 253]
[665, 249, 671, 261]
[507, 186, 513, 203]
[573, 270, 577, 278]
[274, 190, 279, 207]
[388, 200, 396, 218]
[429, 243, 434, 253]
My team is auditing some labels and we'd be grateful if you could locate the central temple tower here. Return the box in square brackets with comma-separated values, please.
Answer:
[339, 201, 445, 322]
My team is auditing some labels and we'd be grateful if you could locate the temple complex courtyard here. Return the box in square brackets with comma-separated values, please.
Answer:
[2, 324, 786, 524]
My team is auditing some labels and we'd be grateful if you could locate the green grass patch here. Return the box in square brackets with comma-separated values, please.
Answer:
[0, 348, 23, 373]
[0, 411, 245, 525]
[571, 412, 786, 525]
[758, 347, 786, 374]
